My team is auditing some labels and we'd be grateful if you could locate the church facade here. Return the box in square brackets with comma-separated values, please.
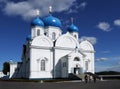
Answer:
[9, 9, 95, 79]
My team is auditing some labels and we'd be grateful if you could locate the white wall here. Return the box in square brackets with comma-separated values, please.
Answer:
[9, 62, 18, 78]
[79, 40, 95, 73]
[30, 48, 53, 79]
[31, 26, 44, 39]
[45, 26, 62, 41]
[0, 71, 5, 78]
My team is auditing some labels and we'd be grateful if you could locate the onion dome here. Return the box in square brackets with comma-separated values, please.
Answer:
[26, 35, 31, 41]
[31, 17, 44, 27]
[43, 15, 62, 28]
[68, 24, 79, 32]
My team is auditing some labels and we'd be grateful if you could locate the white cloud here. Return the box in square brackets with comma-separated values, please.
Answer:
[106, 58, 120, 71]
[0, 0, 7, 8]
[79, 2, 87, 9]
[95, 56, 120, 72]
[0, 0, 7, 3]
[66, 9, 77, 14]
[101, 51, 110, 54]
[96, 65, 120, 72]
[95, 57, 109, 62]
[114, 19, 120, 26]
[118, 62, 120, 65]
[113, 57, 120, 60]
[79, 36, 97, 45]
[66, 1, 87, 14]
[97, 22, 112, 31]
[95, 66, 110, 72]
[1, 0, 79, 20]
[53, 0, 76, 12]
[96, 56, 120, 62]
[107, 65, 120, 72]
[3, 1, 36, 20]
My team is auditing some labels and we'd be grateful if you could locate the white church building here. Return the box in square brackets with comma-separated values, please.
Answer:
[9, 8, 95, 79]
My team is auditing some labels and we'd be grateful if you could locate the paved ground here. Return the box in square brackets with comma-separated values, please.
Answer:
[0, 80, 120, 89]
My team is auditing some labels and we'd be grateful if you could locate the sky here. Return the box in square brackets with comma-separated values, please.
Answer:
[0, 0, 120, 72]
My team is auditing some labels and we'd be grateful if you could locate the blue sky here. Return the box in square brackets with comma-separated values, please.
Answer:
[0, 0, 120, 72]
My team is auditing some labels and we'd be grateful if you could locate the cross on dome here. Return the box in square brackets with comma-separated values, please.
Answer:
[31, 9, 44, 27]
[71, 17, 74, 24]
[36, 9, 40, 16]
[67, 17, 79, 32]
[49, 6, 53, 13]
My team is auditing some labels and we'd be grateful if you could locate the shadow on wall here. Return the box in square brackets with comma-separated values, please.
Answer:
[54, 59, 62, 78]
[10, 62, 30, 79]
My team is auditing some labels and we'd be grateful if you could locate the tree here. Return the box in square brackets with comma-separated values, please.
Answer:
[2, 62, 10, 75]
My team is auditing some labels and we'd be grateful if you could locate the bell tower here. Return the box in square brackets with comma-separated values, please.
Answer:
[43, 6, 62, 41]
[31, 9, 44, 39]
[68, 18, 79, 40]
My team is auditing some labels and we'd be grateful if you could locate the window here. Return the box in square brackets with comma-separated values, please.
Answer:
[85, 61, 88, 71]
[41, 59, 45, 71]
[44, 33, 46, 35]
[37, 30, 40, 36]
[63, 62, 66, 67]
[52, 32, 56, 40]
[74, 57, 80, 61]
[74, 35, 77, 38]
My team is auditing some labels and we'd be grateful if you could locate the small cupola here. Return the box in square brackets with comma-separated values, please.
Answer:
[31, 10, 45, 39]
[31, 9, 44, 27]
[43, 6, 62, 28]
[43, 6, 62, 41]
[43, 15, 62, 28]
[31, 17, 44, 27]
[67, 18, 79, 40]
[67, 17, 79, 32]
[68, 24, 79, 32]
[26, 35, 31, 41]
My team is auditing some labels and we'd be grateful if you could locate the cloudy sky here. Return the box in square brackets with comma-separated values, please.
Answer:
[0, 0, 120, 72]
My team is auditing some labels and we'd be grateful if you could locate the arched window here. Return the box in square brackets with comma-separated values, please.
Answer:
[74, 57, 80, 61]
[37, 29, 40, 36]
[85, 61, 88, 71]
[41, 59, 45, 71]
[74, 35, 77, 38]
[52, 32, 56, 40]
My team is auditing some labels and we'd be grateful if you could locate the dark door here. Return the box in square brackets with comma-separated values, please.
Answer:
[74, 68, 80, 74]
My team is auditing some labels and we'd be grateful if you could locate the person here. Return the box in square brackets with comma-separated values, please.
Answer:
[84, 74, 88, 83]
[89, 75, 93, 82]
[93, 75, 96, 83]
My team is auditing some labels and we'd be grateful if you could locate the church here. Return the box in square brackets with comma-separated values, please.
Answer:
[9, 7, 95, 79]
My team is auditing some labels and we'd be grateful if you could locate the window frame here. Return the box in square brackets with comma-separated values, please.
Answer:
[74, 57, 80, 61]
[52, 32, 56, 40]
[41, 59, 45, 71]
[37, 29, 40, 36]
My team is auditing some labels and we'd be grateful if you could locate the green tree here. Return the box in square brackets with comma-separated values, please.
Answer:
[2, 62, 10, 75]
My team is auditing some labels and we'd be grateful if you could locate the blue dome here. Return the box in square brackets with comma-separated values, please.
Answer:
[68, 24, 79, 32]
[26, 35, 31, 41]
[43, 15, 62, 28]
[31, 17, 44, 27]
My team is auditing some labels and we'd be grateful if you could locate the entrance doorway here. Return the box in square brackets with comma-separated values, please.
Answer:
[74, 68, 80, 74]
